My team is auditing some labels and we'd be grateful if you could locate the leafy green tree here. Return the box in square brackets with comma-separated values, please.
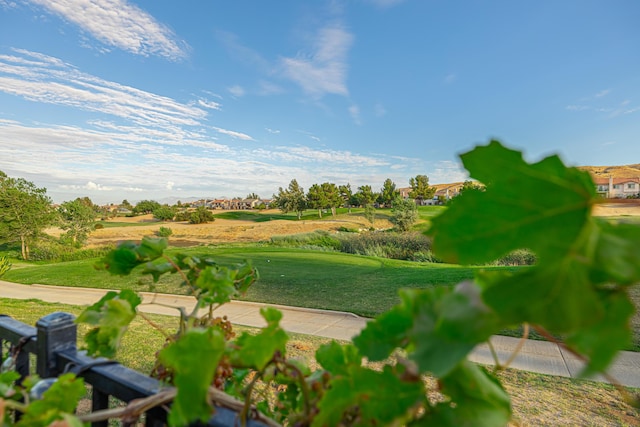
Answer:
[458, 180, 484, 195]
[246, 193, 260, 199]
[391, 197, 418, 232]
[378, 178, 400, 208]
[133, 200, 161, 215]
[273, 179, 307, 220]
[354, 185, 376, 207]
[0, 173, 57, 259]
[409, 175, 435, 204]
[322, 182, 343, 217]
[121, 199, 133, 210]
[189, 206, 215, 224]
[153, 205, 176, 221]
[364, 204, 376, 226]
[339, 184, 353, 212]
[306, 184, 328, 218]
[58, 198, 97, 246]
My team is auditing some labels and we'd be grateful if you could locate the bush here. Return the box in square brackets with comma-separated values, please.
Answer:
[156, 226, 173, 237]
[189, 206, 215, 224]
[270, 230, 341, 250]
[94, 223, 105, 229]
[174, 210, 191, 222]
[29, 238, 113, 262]
[0, 256, 12, 277]
[337, 232, 433, 261]
[493, 249, 537, 266]
[390, 197, 418, 232]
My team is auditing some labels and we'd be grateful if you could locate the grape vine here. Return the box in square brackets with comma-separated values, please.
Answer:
[1, 140, 638, 426]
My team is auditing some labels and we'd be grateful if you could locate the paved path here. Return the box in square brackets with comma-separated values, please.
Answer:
[2, 280, 639, 388]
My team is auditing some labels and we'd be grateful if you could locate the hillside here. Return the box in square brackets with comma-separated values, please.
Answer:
[579, 164, 640, 178]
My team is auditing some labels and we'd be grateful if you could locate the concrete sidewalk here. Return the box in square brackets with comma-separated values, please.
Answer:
[2, 280, 639, 388]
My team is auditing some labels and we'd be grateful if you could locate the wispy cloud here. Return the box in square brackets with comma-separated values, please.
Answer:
[27, 0, 188, 60]
[212, 126, 254, 141]
[228, 85, 246, 97]
[281, 25, 353, 98]
[364, 0, 406, 8]
[266, 128, 280, 134]
[215, 30, 271, 71]
[349, 104, 362, 125]
[595, 89, 610, 98]
[374, 102, 387, 117]
[197, 99, 222, 110]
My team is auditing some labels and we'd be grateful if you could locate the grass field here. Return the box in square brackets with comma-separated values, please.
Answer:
[2, 246, 506, 317]
[1, 298, 637, 426]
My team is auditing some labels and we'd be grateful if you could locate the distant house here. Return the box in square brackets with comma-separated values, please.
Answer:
[593, 177, 640, 198]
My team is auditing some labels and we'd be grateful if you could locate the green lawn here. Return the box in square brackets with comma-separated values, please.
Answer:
[2, 246, 506, 317]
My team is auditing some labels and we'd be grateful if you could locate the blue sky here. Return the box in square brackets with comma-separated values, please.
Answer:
[0, 0, 638, 204]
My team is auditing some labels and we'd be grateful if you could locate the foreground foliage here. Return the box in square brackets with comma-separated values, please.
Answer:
[2, 140, 639, 426]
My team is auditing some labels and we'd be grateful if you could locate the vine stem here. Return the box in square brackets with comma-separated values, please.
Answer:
[241, 370, 264, 426]
[136, 311, 170, 339]
[280, 359, 311, 420]
[532, 325, 636, 406]
[77, 386, 281, 427]
[487, 339, 501, 373]
[501, 323, 530, 370]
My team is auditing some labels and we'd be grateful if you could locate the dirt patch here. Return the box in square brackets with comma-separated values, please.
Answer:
[86, 211, 392, 247]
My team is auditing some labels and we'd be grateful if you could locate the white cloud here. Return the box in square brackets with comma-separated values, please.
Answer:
[266, 128, 280, 134]
[228, 85, 246, 97]
[166, 181, 175, 190]
[258, 80, 284, 96]
[213, 126, 254, 141]
[27, 0, 188, 60]
[595, 89, 610, 98]
[349, 104, 362, 125]
[197, 99, 222, 110]
[365, 0, 406, 8]
[374, 103, 387, 117]
[281, 25, 353, 97]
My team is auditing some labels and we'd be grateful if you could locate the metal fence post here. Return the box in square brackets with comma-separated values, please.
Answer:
[36, 312, 77, 378]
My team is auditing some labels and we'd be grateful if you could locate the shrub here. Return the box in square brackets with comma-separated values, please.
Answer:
[337, 232, 432, 261]
[189, 206, 215, 224]
[271, 230, 341, 250]
[174, 210, 191, 222]
[94, 223, 105, 229]
[157, 226, 173, 237]
[493, 249, 537, 266]
[0, 256, 11, 277]
[390, 197, 418, 232]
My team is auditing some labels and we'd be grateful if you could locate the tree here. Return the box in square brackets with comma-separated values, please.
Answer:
[121, 199, 133, 210]
[458, 180, 484, 195]
[153, 205, 176, 221]
[321, 182, 343, 217]
[273, 179, 306, 220]
[354, 185, 376, 207]
[246, 193, 260, 199]
[189, 206, 215, 224]
[306, 184, 327, 218]
[409, 175, 435, 204]
[378, 178, 400, 208]
[58, 198, 97, 247]
[0, 173, 57, 259]
[338, 184, 353, 213]
[391, 197, 418, 232]
[364, 203, 376, 226]
[133, 200, 161, 215]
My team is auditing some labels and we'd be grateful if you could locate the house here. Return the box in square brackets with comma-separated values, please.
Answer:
[593, 177, 640, 198]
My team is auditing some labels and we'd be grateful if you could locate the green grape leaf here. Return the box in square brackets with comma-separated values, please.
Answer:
[313, 365, 424, 427]
[315, 342, 361, 376]
[195, 266, 237, 305]
[481, 262, 602, 332]
[429, 140, 595, 265]
[95, 236, 168, 276]
[158, 328, 225, 427]
[76, 290, 141, 358]
[565, 288, 634, 376]
[0, 371, 21, 398]
[229, 307, 288, 370]
[590, 219, 640, 285]
[17, 373, 85, 427]
[421, 360, 511, 427]
[355, 286, 500, 377]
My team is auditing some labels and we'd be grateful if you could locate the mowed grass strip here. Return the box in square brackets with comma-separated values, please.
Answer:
[2, 246, 505, 317]
[1, 298, 637, 426]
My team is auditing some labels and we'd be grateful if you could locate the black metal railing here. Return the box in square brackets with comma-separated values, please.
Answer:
[0, 312, 267, 427]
